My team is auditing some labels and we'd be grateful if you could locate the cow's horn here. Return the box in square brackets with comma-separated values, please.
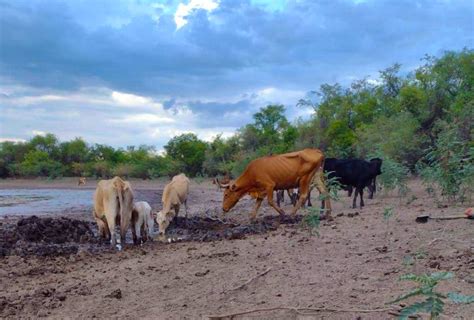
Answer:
[216, 178, 230, 188]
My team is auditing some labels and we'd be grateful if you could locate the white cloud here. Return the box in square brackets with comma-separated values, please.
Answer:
[110, 113, 175, 124]
[32, 130, 47, 136]
[174, 0, 219, 29]
[0, 137, 26, 143]
[111, 91, 150, 106]
[254, 87, 306, 107]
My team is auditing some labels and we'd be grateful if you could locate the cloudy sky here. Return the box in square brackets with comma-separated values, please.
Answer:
[0, 0, 472, 149]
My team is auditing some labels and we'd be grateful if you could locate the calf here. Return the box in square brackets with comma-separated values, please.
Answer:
[131, 201, 154, 244]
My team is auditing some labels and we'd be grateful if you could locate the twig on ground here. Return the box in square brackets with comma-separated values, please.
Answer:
[205, 305, 394, 319]
[227, 267, 272, 292]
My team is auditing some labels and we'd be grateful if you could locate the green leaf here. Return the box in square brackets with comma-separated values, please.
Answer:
[398, 300, 431, 320]
[426, 296, 445, 318]
[447, 292, 474, 304]
[389, 288, 422, 304]
[430, 271, 454, 281]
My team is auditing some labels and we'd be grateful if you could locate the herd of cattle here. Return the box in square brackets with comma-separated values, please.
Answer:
[91, 148, 383, 247]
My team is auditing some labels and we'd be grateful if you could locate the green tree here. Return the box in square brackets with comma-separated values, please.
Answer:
[19, 150, 63, 178]
[164, 133, 207, 177]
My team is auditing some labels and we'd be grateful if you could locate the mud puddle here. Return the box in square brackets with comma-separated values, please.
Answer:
[163, 215, 303, 242]
[1, 215, 304, 257]
[0, 216, 104, 257]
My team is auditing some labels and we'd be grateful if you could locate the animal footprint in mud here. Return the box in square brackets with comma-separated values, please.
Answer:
[105, 289, 122, 299]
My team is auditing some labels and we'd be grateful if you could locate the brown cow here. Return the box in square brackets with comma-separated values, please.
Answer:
[93, 176, 134, 247]
[219, 148, 331, 221]
[78, 177, 86, 186]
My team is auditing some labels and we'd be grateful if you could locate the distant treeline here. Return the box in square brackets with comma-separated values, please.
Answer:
[1, 49, 473, 190]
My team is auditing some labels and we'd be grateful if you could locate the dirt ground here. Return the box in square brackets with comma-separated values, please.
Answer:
[0, 178, 473, 319]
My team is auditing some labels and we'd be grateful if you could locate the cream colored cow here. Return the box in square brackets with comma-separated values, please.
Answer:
[131, 201, 154, 244]
[156, 174, 190, 238]
[93, 176, 134, 247]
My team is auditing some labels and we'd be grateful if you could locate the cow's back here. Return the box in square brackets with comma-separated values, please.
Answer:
[332, 159, 376, 186]
[163, 174, 189, 205]
[245, 149, 324, 189]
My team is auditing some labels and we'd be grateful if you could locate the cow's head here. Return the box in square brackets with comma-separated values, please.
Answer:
[156, 210, 169, 237]
[218, 180, 245, 212]
[369, 158, 383, 176]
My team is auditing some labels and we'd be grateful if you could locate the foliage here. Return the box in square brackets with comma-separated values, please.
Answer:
[19, 150, 63, 178]
[418, 120, 473, 203]
[301, 206, 321, 237]
[382, 206, 394, 221]
[376, 157, 410, 197]
[389, 272, 474, 319]
[164, 133, 207, 177]
[318, 171, 344, 202]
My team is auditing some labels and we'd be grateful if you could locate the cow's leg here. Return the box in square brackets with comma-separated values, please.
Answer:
[352, 187, 358, 209]
[140, 223, 146, 243]
[173, 204, 180, 226]
[95, 217, 107, 239]
[292, 185, 309, 217]
[307, 187, 313, 207]
[359, 188, 365, 208]
[347, 186, 353, 197]
[312, 171, 332, 219]
[267, 187, 286, 218]
[120, 212, 130, 246]
[131, 221, 138, 245]
[250, 197, 264, 222]
[276, 191, 281, 207]
[103, 200, 119, 246]
[183, 200, 188, 226]
[368, 178, 376, 199]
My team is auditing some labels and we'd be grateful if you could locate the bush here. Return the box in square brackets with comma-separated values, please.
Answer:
[18, 150, 63, 178]
[376, 156, 410, 197]
[113, 164, 133, 178]
[418, 121, 473, 203]
[88, 161, 111, 178]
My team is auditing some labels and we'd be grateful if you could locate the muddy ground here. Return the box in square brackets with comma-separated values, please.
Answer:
[0, 178, 473, 319]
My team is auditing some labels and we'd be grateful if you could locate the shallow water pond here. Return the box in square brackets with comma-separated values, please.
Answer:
[0, 189, 93, 216]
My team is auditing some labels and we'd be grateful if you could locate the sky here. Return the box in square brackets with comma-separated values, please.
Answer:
[0, 0, 473, 150]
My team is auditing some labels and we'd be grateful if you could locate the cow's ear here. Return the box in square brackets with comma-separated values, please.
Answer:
[230, 183, 237, 191]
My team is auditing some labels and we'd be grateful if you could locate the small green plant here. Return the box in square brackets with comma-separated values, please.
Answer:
[317, 171, 343, 203]
[301, 207, 321, 237]
[383, 206, 394, 221]
[382, 206, 395, 247]
[389, 272, 474, 319]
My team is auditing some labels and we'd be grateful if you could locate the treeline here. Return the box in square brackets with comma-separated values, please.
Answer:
[1, 49, 473, 197]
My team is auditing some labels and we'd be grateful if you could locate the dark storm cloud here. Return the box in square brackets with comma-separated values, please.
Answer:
[1, 0, 472, 97]
[0, 0, 472, 147]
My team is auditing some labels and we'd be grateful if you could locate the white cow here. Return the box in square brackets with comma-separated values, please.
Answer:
[156, 174, 190, 238]
[131, 201, 154, 244]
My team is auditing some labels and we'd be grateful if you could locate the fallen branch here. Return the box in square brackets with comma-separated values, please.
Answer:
[206, 305, 394, 319]
[227, 267, 272, 292]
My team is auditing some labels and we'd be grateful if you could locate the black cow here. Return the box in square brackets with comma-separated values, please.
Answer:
[346, 158, 383, 199]
[276, 189, 297, 207]
[320, 158, 382, 209]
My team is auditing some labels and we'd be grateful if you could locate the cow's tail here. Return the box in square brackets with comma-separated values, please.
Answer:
[114, 178, 125, 222]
